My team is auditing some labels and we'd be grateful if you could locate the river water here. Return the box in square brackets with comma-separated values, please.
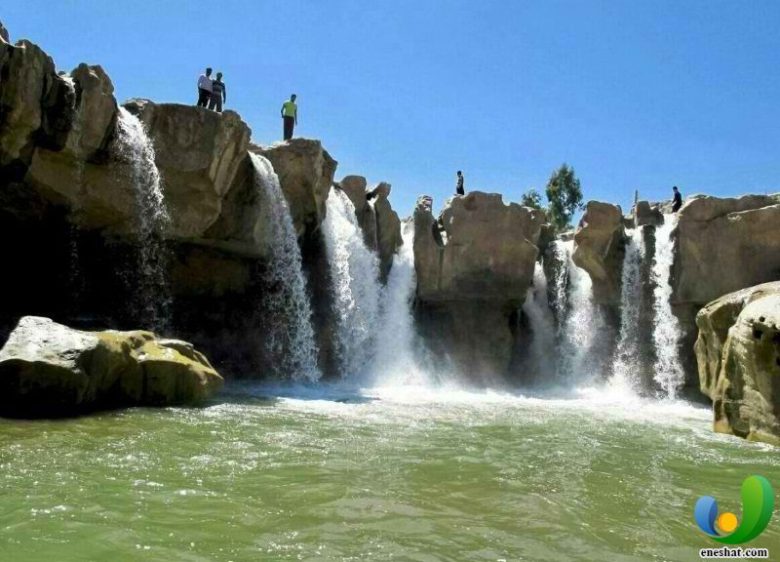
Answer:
[1, 383, 778, 561]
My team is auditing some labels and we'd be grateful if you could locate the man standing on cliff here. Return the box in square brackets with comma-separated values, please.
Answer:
[672, 185, 682, 212]
[281, 94, 298, 140]
[196, 67, 213, 108]
[456, 170, 465, 195]
[208, 72, 226, 113]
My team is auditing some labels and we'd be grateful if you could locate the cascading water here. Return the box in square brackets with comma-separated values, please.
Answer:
[651, 214, 684, 398]
[555, 240, 604, 383]
[522, 260, 557, 380]
[368, 220, 434, 386]
[610, 227, 645, 390]
[113, 107, 171, 332]
[250, 153, 321, 382]
[322, 188, 382, 377]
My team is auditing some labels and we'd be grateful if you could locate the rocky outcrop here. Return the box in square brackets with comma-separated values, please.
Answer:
[414, 192, 546, 378]
[572, 201, 625, 305]
[633, 200, 663, 227]
[0, 21, 8, 43]
[673, 194, 780, 306]
[371, 182, 403, 281]
[253, 139, 337, 239]
[125, 99, 251, 239]
[339, 175, 377, 249]
[695, 282, 780, 445]
[0, 316, 223, 417]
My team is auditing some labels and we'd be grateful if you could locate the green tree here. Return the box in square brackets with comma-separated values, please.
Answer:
[520, 188, 544, 210]
[545, 164, 583, 231]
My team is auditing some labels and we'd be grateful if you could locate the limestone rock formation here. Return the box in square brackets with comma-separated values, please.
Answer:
[572, 201, 625, 305]
[253, 139, 337, 239]
[695, 282, 780, 445]
[370, 182, 402, 281]
[0, 316, 223, 417]
[125, 99, 251, 239]
[338, 175, 377, 249]
[633, 200, 663, 227]
[673, 194, 780, 306]
[413, 192, 546, 378]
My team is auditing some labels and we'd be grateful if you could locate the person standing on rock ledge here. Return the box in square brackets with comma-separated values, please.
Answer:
[196, 67, 213, 108]
[209, 72, 226, 113]
[282, 94, 298, 140]
[672, 185, 682, 212]
[456, 171, 465, 195]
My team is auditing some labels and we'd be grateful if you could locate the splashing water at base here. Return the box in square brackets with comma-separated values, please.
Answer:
[652, 214, 685, 397]
[611, 227, 645, 391]
[250, 153, 320, 382]
[114, 108, 171, 332]
[322, 188, 382, 378]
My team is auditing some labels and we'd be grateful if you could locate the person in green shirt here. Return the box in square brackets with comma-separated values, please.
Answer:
[281, 94, 298, 140]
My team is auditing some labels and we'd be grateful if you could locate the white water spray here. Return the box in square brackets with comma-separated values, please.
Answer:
[651, 214, 684, 397]
[611, 228, 645, 391]
[322, 188, 382, 377]
[368, 220, 434, 386]
[250, 153, 320, 382]
[114, 107, 171, 331]
[522, 261, 557, 377]
[556, 240, 604, 383]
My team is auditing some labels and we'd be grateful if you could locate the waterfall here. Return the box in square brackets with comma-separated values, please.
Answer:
[368, 220, 434, 386]
[250, 153, 321, 382]
[611, 227, 645, 390]
[651, 214, 684, 398]
[322, 188, 382, 377]
[556, 240, 603, 383]
[522, 261, 557, 380]
[114, 107, 171, 332]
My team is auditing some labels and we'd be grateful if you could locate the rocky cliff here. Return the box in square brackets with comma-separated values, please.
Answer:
[695, 282, 780, 445]
[413, 192, 546, 380]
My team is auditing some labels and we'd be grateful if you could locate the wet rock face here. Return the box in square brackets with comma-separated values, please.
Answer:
[253, 139, 337, 239]
[572, 201, 625, 306]
[695, 282, 780, 445]
[0, 316, 223, 417]
[413, 192, 546, 378]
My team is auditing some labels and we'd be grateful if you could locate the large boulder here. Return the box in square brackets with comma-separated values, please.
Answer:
[695, 282, 780, 445]
[572, 201, 624, 305]
[673, 194, 780, 306]
[253, 139, 337, 238]
[0, 316, 223, 417]
[338, 175, 377, 249]
[413, 192, 546, 378]
[125, 99, 251, 239]
[416, 192, 544, 302]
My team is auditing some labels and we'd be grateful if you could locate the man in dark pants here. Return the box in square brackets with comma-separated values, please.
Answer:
[209, 72, 226, 113]
[456, 170, 465, 195]
[196, 67, 213, 108]
[672, 185, 682, 212]
[281, 94, 298, 140]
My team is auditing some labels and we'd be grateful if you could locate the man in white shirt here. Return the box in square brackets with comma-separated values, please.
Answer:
[196, 68, 213, 108]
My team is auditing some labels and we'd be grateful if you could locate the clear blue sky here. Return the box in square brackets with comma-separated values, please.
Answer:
[4, 1, 780, 218]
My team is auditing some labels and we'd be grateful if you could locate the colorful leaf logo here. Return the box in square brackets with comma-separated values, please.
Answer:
[694, 475, 774, 544]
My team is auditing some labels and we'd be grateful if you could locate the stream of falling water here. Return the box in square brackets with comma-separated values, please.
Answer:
[250, 153, 320, 381]
[322, 188, 382, 377]
[652, 214, 685, 397]
[611, 227, 645, 390]
[114, 107, 171, 332]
